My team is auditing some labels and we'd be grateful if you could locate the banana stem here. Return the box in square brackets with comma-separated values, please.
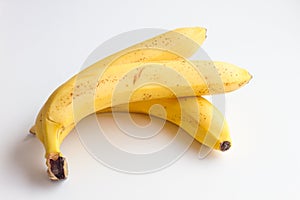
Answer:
[46, 153, 68, 180]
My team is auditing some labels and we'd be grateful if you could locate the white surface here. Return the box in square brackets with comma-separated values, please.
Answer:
[1, 0, 300, 199]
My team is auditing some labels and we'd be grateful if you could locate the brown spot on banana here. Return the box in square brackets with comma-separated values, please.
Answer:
[133, 67, 145, 85]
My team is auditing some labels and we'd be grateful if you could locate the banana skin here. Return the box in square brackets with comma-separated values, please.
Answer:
[30, 60, 250, 180]
[30, 27, 208, 180]
[29, 27, 252, 180]
[100, 96, 231, 152]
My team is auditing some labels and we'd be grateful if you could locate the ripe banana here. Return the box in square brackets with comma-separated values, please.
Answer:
[31, 27, 207, 180]
[30, 60, 250, 180]
[100, 96, 231, 152]
[30, 27, 252, 180]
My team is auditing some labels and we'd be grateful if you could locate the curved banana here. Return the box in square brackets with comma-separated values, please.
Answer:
[100, 96, 231, 152]
[30, 27, 252, 180]
[30, 27, 207, 180]
[30, 60, 251, 180]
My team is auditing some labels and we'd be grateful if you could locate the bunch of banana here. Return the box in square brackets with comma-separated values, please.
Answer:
[30, 27, 252, 180]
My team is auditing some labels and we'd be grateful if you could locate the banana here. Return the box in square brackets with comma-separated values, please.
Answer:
[30, 27, 252, 180]
[30, 27, 207, 180]
[30, 60, 251, 180]
[100, 96, 231, 152]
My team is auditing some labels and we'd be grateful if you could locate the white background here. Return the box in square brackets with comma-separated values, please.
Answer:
[1, 0, 299, 199]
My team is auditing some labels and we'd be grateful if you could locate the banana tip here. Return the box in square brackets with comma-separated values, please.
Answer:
[46, 154, 68, 181]
[220, 141, 231, 151]
[249, 73, 253, 80]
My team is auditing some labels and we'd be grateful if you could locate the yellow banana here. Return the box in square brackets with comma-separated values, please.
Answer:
[100, 96, 231, 152]
[30, 27, 252, 180]
[30, 60, 251, 180]
[30, 27, 207, 180]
